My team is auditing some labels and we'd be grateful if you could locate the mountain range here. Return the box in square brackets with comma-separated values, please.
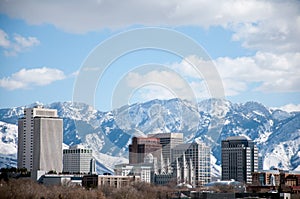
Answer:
[0, 98, 299, 176]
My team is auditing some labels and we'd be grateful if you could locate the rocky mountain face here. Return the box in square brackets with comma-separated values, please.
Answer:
[0, 98, 299, 176]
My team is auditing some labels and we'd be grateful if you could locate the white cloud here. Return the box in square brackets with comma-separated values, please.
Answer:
[0, 29, 10, 47]
[123, 50, 300, 101]
[0, 67, 66, 90]
[216, 52, 300, 93]
[0, 0, 280, 31]
[0, 0, 298, 54]
[230, 1, 300, 53]
[125, 70, 201, 102]
[130, 85, 177, 103]
[126, 70, 186, 90]
[0, 29, 40, 56]
[276, 104, 300, 112]
[14, 34, 40, 48]
[166, 52, 300, 96]
[0, 0, 298, 71]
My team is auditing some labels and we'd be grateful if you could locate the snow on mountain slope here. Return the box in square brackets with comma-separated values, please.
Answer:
[0, 121, 18, 168]
[0, 99, 299, 175]
[0, 121, 17, 155]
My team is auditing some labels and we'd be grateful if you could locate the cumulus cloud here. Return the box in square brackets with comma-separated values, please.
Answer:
[0, 0, 286, 31]
[0, 0, 298, 59]
[167, 52, 300, 96]
[130, 85, 178, 103]
[276, 104, 300, 112]
[0, 0, 298, 53]
[230, 1, 300, 53]
[124, 50, 300, 101]
[0, 29, 10, 47]
[122, 68, 214, 105]
[0, 67, 66, 90]
[0, 29, 40, 56]
[216, 52, 300, 93]
[125, 70, 199, 101]
[119, 51, 300, 104]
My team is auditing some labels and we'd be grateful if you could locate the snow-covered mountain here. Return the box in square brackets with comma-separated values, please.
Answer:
[0, 98, 299, 176]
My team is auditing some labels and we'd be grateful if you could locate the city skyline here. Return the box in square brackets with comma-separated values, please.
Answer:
[13, 105, 300, 192]
[0, 1, 299, 112]
[3, 96, 298, 175]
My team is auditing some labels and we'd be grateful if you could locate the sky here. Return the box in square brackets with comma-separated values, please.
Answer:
[0, 0, 299, 112]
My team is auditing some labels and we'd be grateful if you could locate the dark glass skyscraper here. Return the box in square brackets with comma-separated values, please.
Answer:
[221, 136, 258, 184]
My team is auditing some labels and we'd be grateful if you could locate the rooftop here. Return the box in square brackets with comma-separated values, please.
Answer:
[69, 144, 88, 150]
[148, 132, 183, 138]
[225, 136, 251, 141]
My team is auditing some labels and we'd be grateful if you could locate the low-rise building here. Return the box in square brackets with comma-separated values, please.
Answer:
[82, 174, 140, 188]
[280, 171, 300, 194]
[42, 174, 82, 186]
[252, 170, 280, 186]
[114, 163, 152, 183]
[250, 170, 300, 194]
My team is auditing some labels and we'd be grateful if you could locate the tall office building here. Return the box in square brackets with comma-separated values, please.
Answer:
[18, 106, 63, 178]
[221, 136, 258, 184]
[63, 145, 95, 174]
[148, 133, 183, 163]
[172, 141, 211, 186]
[129, 137, 162, 164]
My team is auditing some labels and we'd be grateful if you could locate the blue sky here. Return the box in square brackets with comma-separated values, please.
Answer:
[0, 0, 299, 112]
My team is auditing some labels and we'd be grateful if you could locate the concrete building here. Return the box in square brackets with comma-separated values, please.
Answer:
[82, 174, 140, 188]
[221, 136, 258, 184]
[18, 106, 63, 179]
[172, 141, 211, 186]
[114, 163, 152, 183]
[129, 137, 162, 164]
[42, 174, 82, 186]
[148, 133, 183, 163]
[63, 145, 95, 174]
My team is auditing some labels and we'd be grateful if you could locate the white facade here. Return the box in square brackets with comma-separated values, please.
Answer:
[42, 174, 83, 186]
[114, 163, 152, 183]
[18, 106, 63, 176]
[172, 141, 211, 186]
[63, 145, 95, 174]
[148, 133, 183, 162]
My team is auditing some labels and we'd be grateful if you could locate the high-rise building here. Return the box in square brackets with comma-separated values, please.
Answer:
[18, 106, 63, 179]
[63, 145, 95, 174]
[221, 136, 258, 184]
[148, 133, 183, 163]
[172, 141, 211, 186]
[129, 137, 162, 164]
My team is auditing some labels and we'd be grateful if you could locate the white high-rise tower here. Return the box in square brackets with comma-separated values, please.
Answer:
[18, 106, 63, 179]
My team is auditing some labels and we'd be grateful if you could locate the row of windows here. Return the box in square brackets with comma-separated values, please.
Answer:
[63, 149, 92, 154]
